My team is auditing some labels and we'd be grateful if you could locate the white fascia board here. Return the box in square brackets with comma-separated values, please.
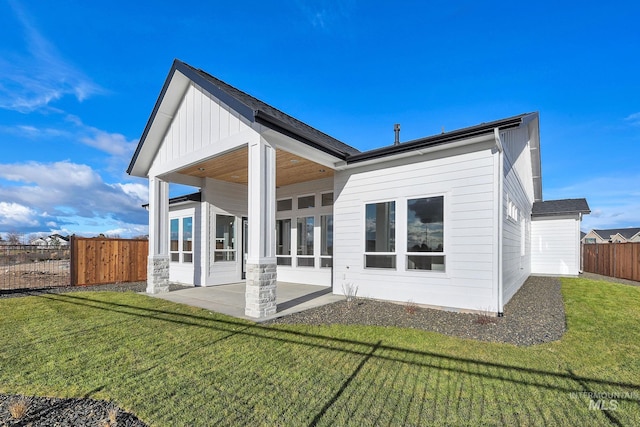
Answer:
[129, 71, 191, 178]
[158, 172, 204, 188]
[336, 132, 496, 171]
[261, 128, 344, 169]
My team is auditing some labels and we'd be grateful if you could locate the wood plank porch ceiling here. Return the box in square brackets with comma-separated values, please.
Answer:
[178, 147, 334, 187]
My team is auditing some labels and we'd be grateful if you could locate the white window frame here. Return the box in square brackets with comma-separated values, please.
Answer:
[297, 193, 316, 210]
[296, 215, 315, 267]
[214, 214, 236, 263]
[276, 218, 292, 266]
[320, 214, 333, 268]
[405, 195, 446, 272]
[169, 213, 194, 264]
[364, 199, 396, 269]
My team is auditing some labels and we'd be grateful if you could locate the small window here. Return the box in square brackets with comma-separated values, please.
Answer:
[277, 199, 292, 212]
[297, 216, 314, 267]
[320, 215, 333, 268]
[170, 216, 193, 263]
[182, 217, 193, 263]
[407, 196, 444, 271]
[276, 219, 291, 266]
[298, 195, 315, 209]
[214, 215, 235, 262]
[321, 192, 334, 207]
[170, 219, 179, 262]
[364, 201, 395, 269]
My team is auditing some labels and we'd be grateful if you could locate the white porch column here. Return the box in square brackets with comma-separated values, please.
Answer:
[147, 176, 170, 294]
[245, 137, 277, 318]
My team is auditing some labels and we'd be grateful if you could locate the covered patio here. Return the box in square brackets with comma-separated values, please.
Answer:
[148, 282, 343, 321]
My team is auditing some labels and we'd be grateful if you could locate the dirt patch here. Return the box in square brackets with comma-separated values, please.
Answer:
[0, 260, 71, 290]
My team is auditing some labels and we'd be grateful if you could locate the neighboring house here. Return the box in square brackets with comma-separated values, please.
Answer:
[127, 59, 590, 318]
[582, 227, 640, 244]
[30, 234, 70, 247]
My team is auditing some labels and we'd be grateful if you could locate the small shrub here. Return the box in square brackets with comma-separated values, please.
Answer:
[475, 308, 498, 325]
[101, 406, 119, 427]
[342, 282, 359, 304]
[8, 396, 29, 420]
[405, 300, 418, 315]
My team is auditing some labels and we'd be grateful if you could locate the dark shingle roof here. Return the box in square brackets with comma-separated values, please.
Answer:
[129, 60, 540, 176]
[593, 227, 640, 239]
[532, 199, 591, 217]
[178, 61, 361, 157]
[346, 113, 535, 164]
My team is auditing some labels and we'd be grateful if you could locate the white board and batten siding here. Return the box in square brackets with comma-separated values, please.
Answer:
[531, 216, 581, 276]
[150, 82, 256, 176]
[500, 126, 534, 304]
[333, 146, 499, 311]
[202, 178, 248, 285]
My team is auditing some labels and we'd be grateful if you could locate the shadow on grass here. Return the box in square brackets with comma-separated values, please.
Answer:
[34, 292, 640, 425]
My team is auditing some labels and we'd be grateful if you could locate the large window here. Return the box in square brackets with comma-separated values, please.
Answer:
[276, 219, 292, 266]
[320, 215, 333, 267]
[297, 216, 314, 267]
[214, 214, 235, 262]
[170, 216, 193, 263]
[406, 196, 444, 271]
[365, 201, 396, 268]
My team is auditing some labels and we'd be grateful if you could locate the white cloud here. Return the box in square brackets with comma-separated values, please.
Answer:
[624, 112, 640, 126]
[80, 128, 138, 158]
[295, 0, 356, 31]
[0, 201, 39, 228]
[0, 1, 103, 113]
[545, 174, 640, 231]
[0, 160, 148, 235]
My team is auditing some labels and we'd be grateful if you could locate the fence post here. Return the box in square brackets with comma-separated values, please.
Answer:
[70, 235, 76, 286]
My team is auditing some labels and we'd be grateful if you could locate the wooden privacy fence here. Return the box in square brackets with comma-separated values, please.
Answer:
[582, 243, 640, 282]
[71, 237, 148, 286]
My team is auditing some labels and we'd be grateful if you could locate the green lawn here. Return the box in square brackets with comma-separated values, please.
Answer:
[1, 278, 639, 426]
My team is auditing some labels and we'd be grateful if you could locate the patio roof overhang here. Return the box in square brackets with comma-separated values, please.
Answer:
[171, 146, 335, 188]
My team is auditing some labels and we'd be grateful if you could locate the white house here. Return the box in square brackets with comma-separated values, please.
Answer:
[582, 227, 640, 244]
[30, 234, 70, 247]
[127, 60, 590, 318]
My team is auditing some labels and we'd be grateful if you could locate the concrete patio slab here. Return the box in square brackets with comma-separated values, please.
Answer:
[148, 282, 343, 321]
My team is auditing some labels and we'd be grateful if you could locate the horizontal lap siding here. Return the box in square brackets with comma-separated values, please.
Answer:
[531, 217, 580, 275]
[334, 148, 497, 311]
[501, 127, 533, 304]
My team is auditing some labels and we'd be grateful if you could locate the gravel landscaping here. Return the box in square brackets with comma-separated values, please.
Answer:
[266, 275, 567, 346]
[0, 393, 147, 426]
[0, 281, 190, 299]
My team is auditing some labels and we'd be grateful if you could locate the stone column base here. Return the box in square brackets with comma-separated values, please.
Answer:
[245, 262, 277, 318]
[147, 256, 170, 294]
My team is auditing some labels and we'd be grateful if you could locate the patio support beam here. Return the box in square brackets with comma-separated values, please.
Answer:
[147, 176, 170, 294]
[245, 137, 277, 318]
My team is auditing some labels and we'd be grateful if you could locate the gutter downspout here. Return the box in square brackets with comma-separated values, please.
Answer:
[494, 128, 504, 317]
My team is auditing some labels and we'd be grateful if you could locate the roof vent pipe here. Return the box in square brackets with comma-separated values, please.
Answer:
[394, 123, 400, 145]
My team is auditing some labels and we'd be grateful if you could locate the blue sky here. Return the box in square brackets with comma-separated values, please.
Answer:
[1, 0, 638, 238]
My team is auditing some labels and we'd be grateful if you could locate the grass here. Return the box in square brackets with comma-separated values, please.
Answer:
[0, 277, 639, 426]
